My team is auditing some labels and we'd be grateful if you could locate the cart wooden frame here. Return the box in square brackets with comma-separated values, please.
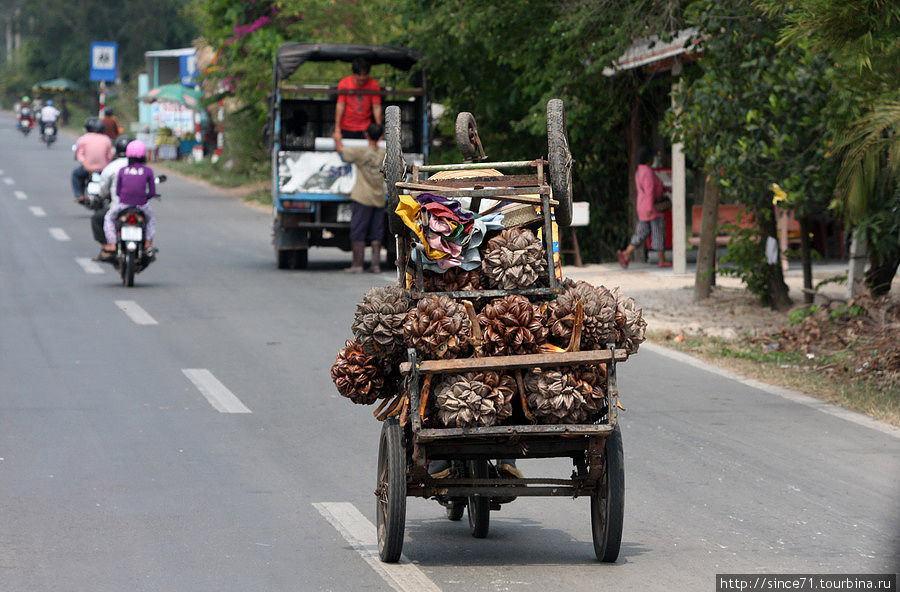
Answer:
[375, 102, 626, 564]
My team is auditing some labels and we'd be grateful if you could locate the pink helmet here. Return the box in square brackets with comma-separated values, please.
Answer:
[125, 140, 146, 159]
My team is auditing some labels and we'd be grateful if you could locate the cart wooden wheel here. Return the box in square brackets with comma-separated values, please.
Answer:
[455, 112, 481, 162]
[466, 460, 490, 538]
[376, 417, 407, 562]
[591, 426, 624, 562]
[445, 501, 465, 521]
[547, 99, 574, 228]
[384, 105, 406, 236]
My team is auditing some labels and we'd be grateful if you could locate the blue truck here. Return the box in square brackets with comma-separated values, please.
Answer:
[269, 43, 429, 269]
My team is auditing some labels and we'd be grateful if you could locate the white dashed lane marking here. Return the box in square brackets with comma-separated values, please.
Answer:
[114, 300, 158, 325]
[14, 190, 26, 200]
[29, 206, 46, 217]
[75, 258, 104, 274]
[181, 369, 252, 413]
[48, 228, 70, 241]
[313, 502, 442, 592]
[3, 177, 13, 185]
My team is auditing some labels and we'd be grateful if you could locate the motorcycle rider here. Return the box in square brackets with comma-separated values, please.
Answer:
[39, 100, 60, 136]
[72, 117, 114, 204]
[16, 96, 34, 130]
[90, 135, 131, 254]
[99, 141, 156, 261]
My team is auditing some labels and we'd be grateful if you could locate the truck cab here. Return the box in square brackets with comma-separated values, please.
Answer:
[270, 43, 428, 269]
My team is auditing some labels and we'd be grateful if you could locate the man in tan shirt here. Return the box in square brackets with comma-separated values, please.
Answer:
[338, 123, 387, 273]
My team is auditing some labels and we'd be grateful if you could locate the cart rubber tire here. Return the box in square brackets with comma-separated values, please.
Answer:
[547, 99, 574, 228]
[591, 426, 624, 562]
[446, 501, 465, 521]
[384, 106, 406, 236]
[376, 418, 407, 563]
[455, 112, 479, 161]
[466, 460, 490, 538]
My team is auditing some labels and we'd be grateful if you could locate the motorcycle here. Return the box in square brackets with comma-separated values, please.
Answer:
[40, 123, 57, 147]
[109, 176, 166, 287]
[18, 117, 34, 137]
[81, 172, 107, 210]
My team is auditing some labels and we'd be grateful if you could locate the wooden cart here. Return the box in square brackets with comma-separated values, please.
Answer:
[375, 102, 626, 563]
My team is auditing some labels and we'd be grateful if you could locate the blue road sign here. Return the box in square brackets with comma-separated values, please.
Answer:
[89, 42, 118, 82]
[179, 53, 198, 87]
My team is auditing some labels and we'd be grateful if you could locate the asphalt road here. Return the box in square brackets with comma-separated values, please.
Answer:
[1, 112, 897, 592]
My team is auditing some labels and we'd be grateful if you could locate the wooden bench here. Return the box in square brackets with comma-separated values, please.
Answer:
[688, 204, 800, 247]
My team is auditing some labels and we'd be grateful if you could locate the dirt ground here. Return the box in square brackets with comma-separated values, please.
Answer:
[566, 261, 898, 339]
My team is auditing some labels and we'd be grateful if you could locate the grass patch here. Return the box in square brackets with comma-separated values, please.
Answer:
[164, 159, 267, 188]
[244, 188, 272, 206]
[649, 331, 900, 427]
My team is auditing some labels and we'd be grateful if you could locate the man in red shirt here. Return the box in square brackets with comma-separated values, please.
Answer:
[332, 58, 383, 151]
[617, 146, 671, 268]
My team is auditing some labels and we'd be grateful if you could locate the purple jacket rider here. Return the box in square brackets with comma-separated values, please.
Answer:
[116, 164, 155, 206]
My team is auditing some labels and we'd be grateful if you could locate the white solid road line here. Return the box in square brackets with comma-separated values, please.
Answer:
[643, 342, 899, 438]
[114, 300, 158, 326]
[48, 227, 70, 241]
[313, 502, 441, 592]
[3, 177, 13, 185]
[181, 369, 252, 413]
[29, 206, 46, 217]
[14, 190, 26, 200]
[75, 257, 104, 274]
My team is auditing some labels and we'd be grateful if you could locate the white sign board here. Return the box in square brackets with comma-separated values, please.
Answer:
[279, 152, 356, 195]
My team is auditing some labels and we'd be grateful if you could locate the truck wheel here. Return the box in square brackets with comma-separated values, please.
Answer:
[290, 249, 308, 269]
[384, 106, 406, 236]
[276, 250, 291, 270]
[455, 112, 480, 161]
[547, 99, 574, 228]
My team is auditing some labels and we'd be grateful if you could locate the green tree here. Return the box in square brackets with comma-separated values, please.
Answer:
[758, 0, 900, 295]
[401, 0, 693, 261]
[667, 0, 838, 309]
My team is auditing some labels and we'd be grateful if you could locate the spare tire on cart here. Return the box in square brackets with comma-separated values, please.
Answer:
[455, 111, 484, 162]
[547, 99, 574, 227]
[384, 105, 406, 235]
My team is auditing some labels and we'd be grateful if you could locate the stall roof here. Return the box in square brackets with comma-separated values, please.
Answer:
[276, 43, 422, 80]
[603, 28, 700, 76]
[145, 47, 196, 58]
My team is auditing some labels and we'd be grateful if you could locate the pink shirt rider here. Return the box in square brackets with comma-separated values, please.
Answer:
[75, 133, 114, 173]
[635, 164, 665, 222]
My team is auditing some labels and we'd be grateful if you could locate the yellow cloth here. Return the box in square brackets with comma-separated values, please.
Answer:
[395, 194, 449, 259]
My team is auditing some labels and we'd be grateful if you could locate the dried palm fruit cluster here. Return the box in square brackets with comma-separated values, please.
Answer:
[477, 294, 548, 356]
[402, 294, 471, 359]
[481, 228, 546, 290]
[423, 267, 484, 293]
[434, 371, 516, 427]
[330, 340, 389, 405]
[612, 287, 647, 354]
[547, 280, 617, 350]
[524, 366, 606, 424]
[351, 286, 411, 359]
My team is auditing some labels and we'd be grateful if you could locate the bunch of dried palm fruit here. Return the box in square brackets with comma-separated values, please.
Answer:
[331, 192, 646, 429]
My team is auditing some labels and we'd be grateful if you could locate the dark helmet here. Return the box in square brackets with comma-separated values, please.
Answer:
[85, 117, 104, 133]
[104, 107, 114, 116]
[114, 134, 133, 156]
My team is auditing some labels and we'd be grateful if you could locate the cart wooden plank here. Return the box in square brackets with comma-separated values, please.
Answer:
[399, 349, 627, 375]
[395, 182, 557, 205]
[414, 423, 614, 441]
[414, 175, 541, 188]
